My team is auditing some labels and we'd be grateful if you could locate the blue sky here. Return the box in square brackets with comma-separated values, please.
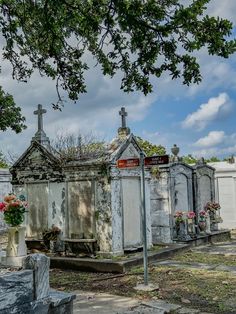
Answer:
[1, 1, 236, 159]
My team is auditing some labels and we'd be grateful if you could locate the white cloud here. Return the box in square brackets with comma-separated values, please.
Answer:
[182, 93, 231, 130]
[192, 147, 218, 158]
[192, 145, 236, 159]
[1, 1, 236, 158]
[194, 131, 226, 148]
[206, 1, 236, 24]
[192, 131, 236, 158]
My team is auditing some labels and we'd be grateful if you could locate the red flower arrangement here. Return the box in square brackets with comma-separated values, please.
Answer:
[199, 210, 208, 221]
[0, 194, 27, 227]
[204, 202, 221, 212]
[187, 211, 196, 219]
[174, 211, 186, 224]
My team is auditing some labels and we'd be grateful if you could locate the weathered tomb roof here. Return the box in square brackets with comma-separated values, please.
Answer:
[62, 133, 143, 167]
[11, 133, 143, 180]
[10, 141, 63, 184]
[11, 140, 60, 169]
[108, 133, 143, 163]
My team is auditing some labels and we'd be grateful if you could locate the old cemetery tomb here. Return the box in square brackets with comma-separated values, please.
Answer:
[208, 156, 236, 230]
[150, 160, 194, 243]
[4, 105, 227, 265]
[150, 146, 225, 244]
[9, 106, 152, 257]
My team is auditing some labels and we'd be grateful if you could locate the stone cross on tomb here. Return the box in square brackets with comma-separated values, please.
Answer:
[119, 107, 128, 128]
[34, 104, 46, 133]
[32, 104, 50, 146]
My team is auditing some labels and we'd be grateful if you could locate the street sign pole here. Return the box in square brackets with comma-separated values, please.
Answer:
[117, 154, 169, 288]
[140, 151, 148, 286]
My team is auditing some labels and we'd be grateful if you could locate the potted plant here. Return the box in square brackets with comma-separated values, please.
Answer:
[187, 211, 196, 223]
[174, 211, 186, 239]
[204, 202, 220, 220]
[204, 202, 222, 231]
[174, 211, 185, 226]
[198, 210, 208, 232]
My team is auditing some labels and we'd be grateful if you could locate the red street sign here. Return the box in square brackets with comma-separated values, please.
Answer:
[144, 155, 169, 166]
[117, 158, 140, 168]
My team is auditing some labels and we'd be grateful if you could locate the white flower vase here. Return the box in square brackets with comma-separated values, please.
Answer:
[206, 215, 211, 233]
[187, 219, 196, 237]
[6, 226, 27, 257]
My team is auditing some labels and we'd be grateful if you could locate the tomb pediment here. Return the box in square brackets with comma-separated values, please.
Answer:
[12, 141, 60, 170]
[109, 133, 143, 162]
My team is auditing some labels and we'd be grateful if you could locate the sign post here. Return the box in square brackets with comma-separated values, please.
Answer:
[140, 151, 148, 286]
[117, 154, 169, 287]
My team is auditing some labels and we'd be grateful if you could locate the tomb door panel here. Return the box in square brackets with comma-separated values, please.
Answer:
[68, 181, 95, 239]
[199, 175, 212, 211]
[122, 178, 142, 248]
[217, 177, 236, 228]
[26, 183, 49, 238]
[48, 182, 66, 236]
[174, 174, 189, 213]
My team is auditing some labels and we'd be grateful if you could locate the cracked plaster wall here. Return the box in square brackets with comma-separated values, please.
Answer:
[48, 182, 67, 236]
[151, 168, 172, 243]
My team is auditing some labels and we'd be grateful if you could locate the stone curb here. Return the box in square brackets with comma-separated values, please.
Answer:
[50, 244, 190, 273]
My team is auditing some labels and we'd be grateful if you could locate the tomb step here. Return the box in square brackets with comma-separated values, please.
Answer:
[64, 238, 98, 255]
[124, 246, 143, 253]
[25, 239, 46, 250]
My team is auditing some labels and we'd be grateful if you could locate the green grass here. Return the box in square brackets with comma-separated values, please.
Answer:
[50, 263, 236, 313]
[172, 251, 236, 267]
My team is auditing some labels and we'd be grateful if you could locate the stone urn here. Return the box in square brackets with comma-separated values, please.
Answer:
[208, 210, 218, 231]
[205, 215, 211, 233]
[171, 144, 180, 162]
[6, 226, 27, 257]
[187, 219, 196, 237]
[198, 221, 206, 232]
[175, 222, 191, 241]
[171, 144, 179, 156]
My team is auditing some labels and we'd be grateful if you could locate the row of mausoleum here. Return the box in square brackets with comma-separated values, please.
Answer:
[2, 105, 223, 256]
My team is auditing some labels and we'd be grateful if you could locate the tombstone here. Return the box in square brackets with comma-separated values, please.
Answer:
[170, 164, 194, 214]
[151, 160, 194, 243]
[10, 106, 152, 256]
[193, 160, 215, 214]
